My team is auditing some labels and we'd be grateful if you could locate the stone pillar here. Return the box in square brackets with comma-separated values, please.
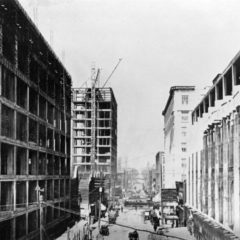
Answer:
[194, 152, 197, 208]
[200, 150, 203, 212]
[211, 126, 216, 219]
[214, 124, 220, 222]
[196, 151, 200, 209]
[233, 107, 240, 235]
[202, 133, 207, 214]
[219, 121, 224, 223]
[197, 151, 201, 210]
[207, 128, 213, 217]
[228, 113, 234, 228]
[222, 117, 229, 226]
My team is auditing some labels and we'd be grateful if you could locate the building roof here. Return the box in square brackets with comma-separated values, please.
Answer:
[162, 86, 195, 116]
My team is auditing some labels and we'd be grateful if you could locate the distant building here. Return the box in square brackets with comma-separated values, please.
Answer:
[187, 51, 240, 239]
[0, 1, 72, 239]
[162, 86, 198, 188]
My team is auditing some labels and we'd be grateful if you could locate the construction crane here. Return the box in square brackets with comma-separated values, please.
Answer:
[90, 59, 122, 176]
[91, 66, 100, 176]
[102, 58, 122, 88]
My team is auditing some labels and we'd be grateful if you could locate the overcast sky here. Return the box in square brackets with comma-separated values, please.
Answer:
[19, 0, 240, 169]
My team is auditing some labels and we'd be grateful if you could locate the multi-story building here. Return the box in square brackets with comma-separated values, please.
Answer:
[187, 51, 240, 239]
[71, 87, 117, 212]
[0, 1, 72, 239]
[71, 87, 117, 176]
[162, 86, 197, 188]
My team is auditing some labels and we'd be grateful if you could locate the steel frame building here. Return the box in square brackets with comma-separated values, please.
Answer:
[0, 1, 72, 239]
[71, 87, 117, 178]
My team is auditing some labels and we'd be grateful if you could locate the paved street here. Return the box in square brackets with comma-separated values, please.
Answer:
[93, 207, 195, 240]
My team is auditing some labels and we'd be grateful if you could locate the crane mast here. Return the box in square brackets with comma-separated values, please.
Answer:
[91, 67, 100, 175]
[90, 59, 121, 176]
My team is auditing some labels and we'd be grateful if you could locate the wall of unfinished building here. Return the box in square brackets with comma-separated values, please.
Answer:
[187, 51, 240, 238]
[0, 1, 72, 240]
[71, 88, 117, 179]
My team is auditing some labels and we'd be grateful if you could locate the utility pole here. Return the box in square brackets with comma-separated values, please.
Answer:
[98, 172, 104, 232]
[98, 186, 102, 231]
[35, 185, 44, 240]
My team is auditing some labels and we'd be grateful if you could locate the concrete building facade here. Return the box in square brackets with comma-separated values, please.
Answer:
[0, 0, 72, 239]
[162, 86, 197, 188]
[187, 51, 240, 239]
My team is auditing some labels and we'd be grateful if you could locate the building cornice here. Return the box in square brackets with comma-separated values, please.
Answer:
[162, 86, 195, 116]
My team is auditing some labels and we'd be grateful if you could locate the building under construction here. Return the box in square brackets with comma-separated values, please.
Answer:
[0, 0, 72, 239]
[71, 87, 117, 215]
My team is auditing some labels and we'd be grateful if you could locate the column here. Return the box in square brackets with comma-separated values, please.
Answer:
[200, 150, 203, 212]
[233, 108, 240, 235]
[222, 117, 229, 225]
[214, 124, 220, 222]
[228, 113, 234, 228]
[219, 122, 224, 223]
[197, 151, 201, 210]
[208, 128, 212, 217]
[202, 133, 207, 214]
[211, 127, 216, 219]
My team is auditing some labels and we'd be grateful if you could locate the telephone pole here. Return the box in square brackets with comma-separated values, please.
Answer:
[98, 186, 102, 231]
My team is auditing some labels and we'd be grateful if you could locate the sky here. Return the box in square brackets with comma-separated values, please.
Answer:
[19, 0, 240, 169]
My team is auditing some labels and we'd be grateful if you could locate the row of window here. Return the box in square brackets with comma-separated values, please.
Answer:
[0, 199, 69, 240]
[1, 104, 70, 153]
[1, 66, 71, 131]
[1, 142, 70, 176]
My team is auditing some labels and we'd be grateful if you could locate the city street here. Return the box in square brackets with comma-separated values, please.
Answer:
[93, 207, 195, 240]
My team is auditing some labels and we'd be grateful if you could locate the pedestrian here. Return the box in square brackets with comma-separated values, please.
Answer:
[152, 213, 159, 232]
[121, 205, 123, 212]
[153, 218, 159, 232]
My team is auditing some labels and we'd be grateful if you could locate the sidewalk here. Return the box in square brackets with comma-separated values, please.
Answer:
[164, 227, 195, 240]
[91, 216, 109, 239]
[56, 220, 89, 240]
